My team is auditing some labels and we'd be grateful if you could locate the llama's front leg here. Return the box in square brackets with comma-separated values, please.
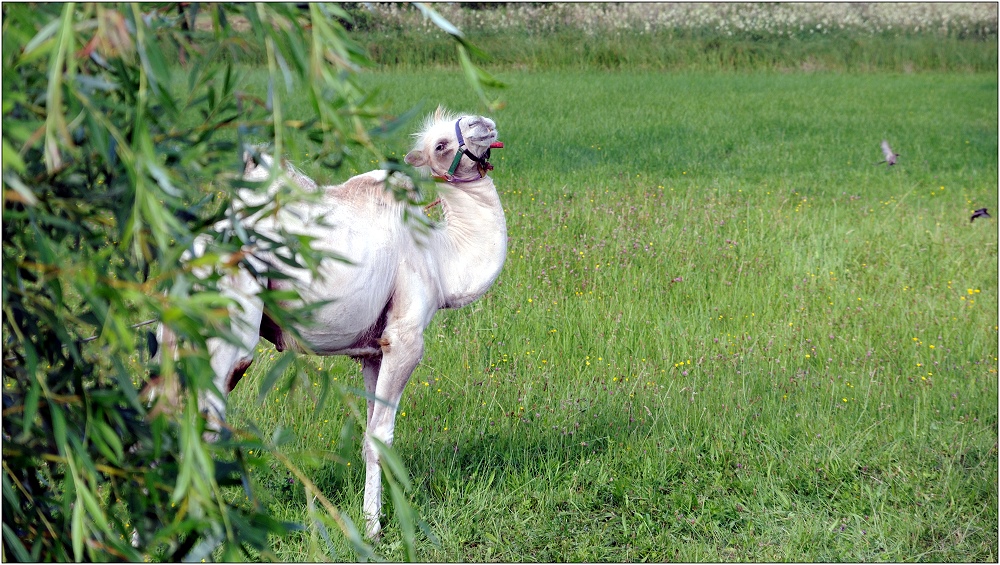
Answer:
[362, 333, 422, 540]
[361, 355, 383, 538]
[202, 269, 264, 437]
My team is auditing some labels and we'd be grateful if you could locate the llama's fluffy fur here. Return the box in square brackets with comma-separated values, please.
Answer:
[183, 109, 506, 540]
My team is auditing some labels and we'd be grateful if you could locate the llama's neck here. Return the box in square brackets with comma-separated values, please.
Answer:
[433, 176, 507, 309]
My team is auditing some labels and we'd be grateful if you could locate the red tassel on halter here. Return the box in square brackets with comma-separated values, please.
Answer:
[490, 142, 504, 149]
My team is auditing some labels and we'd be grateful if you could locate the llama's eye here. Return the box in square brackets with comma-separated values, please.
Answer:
[435, 142, 447, 152]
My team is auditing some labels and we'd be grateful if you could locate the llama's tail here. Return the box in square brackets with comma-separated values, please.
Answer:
[242, 144, 319, 195]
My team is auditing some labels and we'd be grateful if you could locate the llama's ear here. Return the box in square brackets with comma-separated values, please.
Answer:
[404, 149, 426, 167]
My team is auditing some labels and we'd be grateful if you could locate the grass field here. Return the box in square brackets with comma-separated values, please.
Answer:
[221, 68, 997, 562]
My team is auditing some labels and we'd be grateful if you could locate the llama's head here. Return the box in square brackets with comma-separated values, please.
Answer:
[405, 107, 498, 181]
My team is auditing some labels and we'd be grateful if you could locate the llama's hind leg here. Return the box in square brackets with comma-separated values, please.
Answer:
[361, 356, 382, 427]
[203, 337, 257, 433]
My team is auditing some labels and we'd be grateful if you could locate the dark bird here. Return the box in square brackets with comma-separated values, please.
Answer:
[971, 208, 991, 222]
[875, 140, 899, 166]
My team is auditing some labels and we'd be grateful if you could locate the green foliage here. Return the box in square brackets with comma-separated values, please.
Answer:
[1, 2, 497, 561]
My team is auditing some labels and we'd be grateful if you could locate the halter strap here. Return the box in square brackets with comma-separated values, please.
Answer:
[443, 118, 493, 181]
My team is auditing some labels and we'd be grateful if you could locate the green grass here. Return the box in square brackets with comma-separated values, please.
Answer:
[225, 69, 997, 561]
[358, 29, 998, 73]
[196, 28, 998, 74]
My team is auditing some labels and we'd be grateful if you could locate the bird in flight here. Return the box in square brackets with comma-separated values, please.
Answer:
[971, 208, 991, 222]
[875, 140, 899, 166]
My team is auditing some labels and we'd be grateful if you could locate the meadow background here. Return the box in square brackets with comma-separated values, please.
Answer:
[219, 3, 997, 561]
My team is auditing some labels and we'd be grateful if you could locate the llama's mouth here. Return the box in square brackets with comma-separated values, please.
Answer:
[468, 128, 498, 149]
[462, 116, 498, 148]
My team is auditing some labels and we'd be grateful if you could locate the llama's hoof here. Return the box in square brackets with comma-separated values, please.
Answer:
[365, 519, 382, 543]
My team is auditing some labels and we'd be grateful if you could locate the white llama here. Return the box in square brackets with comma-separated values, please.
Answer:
[193, 108, 506, 540]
